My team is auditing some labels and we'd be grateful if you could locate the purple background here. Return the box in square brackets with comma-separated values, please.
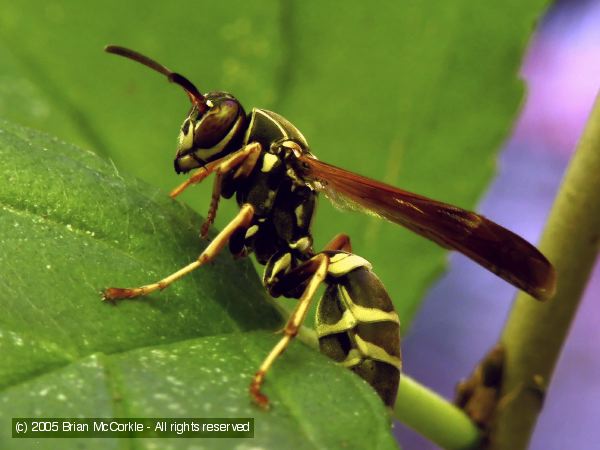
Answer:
[395, 1, 600, 448]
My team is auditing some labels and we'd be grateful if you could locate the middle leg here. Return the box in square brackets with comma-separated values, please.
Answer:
[200, 142, 262, 238]
[169, 142, 262, 199]
[249, 252, 330, 409]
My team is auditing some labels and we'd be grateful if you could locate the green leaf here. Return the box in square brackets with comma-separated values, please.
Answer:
[0, 121, 398, 449]
[0, 1, 548, 329]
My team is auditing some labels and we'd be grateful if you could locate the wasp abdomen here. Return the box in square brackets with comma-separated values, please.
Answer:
[316, 252, 401, 408]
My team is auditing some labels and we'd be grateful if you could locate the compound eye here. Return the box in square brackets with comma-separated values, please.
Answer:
[193, 99, 240, 148]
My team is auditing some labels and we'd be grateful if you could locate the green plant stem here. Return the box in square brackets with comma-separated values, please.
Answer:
[299, 324, 481, 449]
[492, 93, 600, 449]
[393, 376, 481, 450]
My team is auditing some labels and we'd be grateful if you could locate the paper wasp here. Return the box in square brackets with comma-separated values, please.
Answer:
[102, 45, 556, 410]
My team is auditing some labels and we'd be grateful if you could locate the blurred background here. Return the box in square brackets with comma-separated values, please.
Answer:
[396, 0, 600, 448]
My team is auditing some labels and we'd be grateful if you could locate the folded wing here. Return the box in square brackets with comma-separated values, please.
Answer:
[298, 155, 556, 301]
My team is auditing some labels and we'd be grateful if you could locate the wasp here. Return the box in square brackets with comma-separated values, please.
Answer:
[102, 45, 556, 410]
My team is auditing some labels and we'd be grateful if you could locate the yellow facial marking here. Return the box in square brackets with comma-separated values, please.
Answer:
[178, 120, 194, 151]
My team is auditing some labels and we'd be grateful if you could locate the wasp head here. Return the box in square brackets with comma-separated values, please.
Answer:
[174, 91, 246, 173]
[105, 45, 247, 174]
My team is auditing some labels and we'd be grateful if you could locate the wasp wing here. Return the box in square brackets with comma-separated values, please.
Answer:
[298, 155, 556, 301]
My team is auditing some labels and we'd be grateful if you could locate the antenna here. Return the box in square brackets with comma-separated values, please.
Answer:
[105, 45, 208, 113]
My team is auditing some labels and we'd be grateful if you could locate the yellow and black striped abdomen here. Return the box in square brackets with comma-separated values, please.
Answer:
[316, 253, 401, 408]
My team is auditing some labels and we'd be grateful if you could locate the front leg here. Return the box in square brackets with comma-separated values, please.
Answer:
[169, 142, 262, 199]
[200, 142, 262, 238]
[102, 204, 255, 301]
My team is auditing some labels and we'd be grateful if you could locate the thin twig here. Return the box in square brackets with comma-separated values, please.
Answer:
[394, 376, 481, 450]
[491, 93, 600, 449]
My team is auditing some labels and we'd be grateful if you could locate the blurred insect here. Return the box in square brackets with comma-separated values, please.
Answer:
[102, 45, 556, 410]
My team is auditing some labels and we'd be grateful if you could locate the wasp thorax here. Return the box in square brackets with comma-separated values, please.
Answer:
[174, 92, 246, 173]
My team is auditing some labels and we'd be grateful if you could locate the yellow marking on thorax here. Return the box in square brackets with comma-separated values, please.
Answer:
[271, 252, 292, 277]
[289, 236, 312, 252]
[261, 153, 279, 172]
[294, 204, 305, 226]
[245, 225, 259, 238]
